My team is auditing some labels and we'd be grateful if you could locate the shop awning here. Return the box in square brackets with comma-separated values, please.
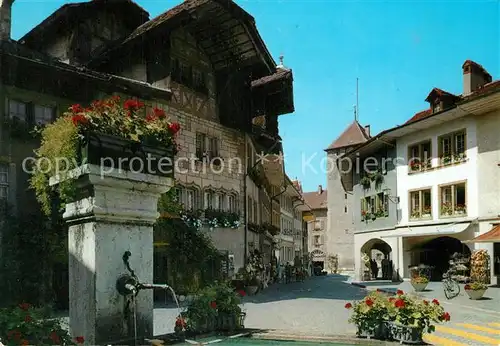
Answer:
[382, 220, 474, 238]
[463, 224, 500, 243]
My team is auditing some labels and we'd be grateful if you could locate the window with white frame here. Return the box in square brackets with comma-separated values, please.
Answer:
[34, 105, 54, 125]
[408, 140, 432, 172]
[8, 99, 27, 122]
[409, 189, 432, 219]
[439, 130, 467, 165]
[0, 164, 8, 200]
[440, 182, 466, 217]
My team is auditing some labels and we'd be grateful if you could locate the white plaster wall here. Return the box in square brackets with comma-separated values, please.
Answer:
[396, 116, 478, 225]
[475, 110, 500, 219]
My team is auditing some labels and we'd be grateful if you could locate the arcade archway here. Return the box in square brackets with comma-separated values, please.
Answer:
[408, 236, 471, 281]
[311, 249, 325, 275]
[360, 238, 393, 280]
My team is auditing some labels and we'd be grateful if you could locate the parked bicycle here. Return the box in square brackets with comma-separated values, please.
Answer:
[442, 269, 460, 299]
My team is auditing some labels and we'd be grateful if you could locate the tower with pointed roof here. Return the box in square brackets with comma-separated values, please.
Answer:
[324, 120, 371, 273]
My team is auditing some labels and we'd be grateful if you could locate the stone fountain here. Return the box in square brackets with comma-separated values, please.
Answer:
[50, 164, 174, 345]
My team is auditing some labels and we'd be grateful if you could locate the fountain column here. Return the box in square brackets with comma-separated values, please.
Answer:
[51, 164, 173, 345]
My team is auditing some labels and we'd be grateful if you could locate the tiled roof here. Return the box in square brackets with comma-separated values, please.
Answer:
[251, 67, 292, 88]
[425, 88, 459, 102]
[405, 109, 432, 124]
[123, 0, 205, 44]
[302, 190, 328, 210]
[405, 79, 500, 124]
[469, 224, 500, 242]
[326, 121, 370, 150]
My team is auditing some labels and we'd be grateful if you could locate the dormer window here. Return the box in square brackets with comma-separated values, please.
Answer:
[433, 99, 442, 113]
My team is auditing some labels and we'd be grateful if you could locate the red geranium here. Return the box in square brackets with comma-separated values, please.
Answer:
[464, 284, 470, 290]
[153, 107, 166, 119]
[441, 312, 451, 321]
[432, 299, 440, 305]
[70, 104, 83, 113]
[238, 289, 246, 297]
[72, 115, 88, 126]
[210, 301, 217, 309]
[345, 302, 352, 309]
[365, 298, 373, 307]
[50, 331, 61, 344]
[75, 336, 85, 344]
[124, 99, 144, 111]
[18, 303, 31, 311]
[423, 300, 429, 305]
[168, 122, 180, 134]
[396, 289, 404, 295]
[175, 316, 186, 328]
[394, 299, 405, 308]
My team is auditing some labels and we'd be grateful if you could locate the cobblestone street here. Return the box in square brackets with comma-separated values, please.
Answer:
[151, 275, 500, 345]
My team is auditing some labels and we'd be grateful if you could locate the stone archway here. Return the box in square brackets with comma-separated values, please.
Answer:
[360, 238, 393, 280]
[311, 249, 326, 275]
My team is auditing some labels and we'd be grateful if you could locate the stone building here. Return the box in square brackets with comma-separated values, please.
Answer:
[303, 185, 328, 271]
[324, 121, 370, 273]
[0, 0, 294, 300]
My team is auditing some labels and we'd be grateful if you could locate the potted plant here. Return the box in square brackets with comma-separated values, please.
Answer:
[345, 291, 389, 340]
[183, 287, 218, 334]
[360, 176, 371, 190]
[213, 282, 246, 331]
[386, 292, 450, 344]
[0, 303, 84, 345]
[411, 275, 429, 292]
[464, 282, 488, 300]
[30, 96, 180, 216]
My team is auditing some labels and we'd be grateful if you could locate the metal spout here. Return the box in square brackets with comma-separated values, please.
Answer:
[137, 283, 170, 290]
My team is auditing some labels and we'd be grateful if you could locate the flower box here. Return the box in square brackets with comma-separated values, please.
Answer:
[79, 131, 174, 178]
[387, 322, 423, 344]
[216, 312, 246, 331]
[356, 322, 388, 340]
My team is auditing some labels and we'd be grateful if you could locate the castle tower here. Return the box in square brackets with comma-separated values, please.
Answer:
[324, 121, 370, 273]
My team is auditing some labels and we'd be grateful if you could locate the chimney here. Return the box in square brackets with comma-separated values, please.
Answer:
[462, 60, 492, 96]
[0, 0, 13, 40]
[318, 185, 323, 194]
[364, 125, 371, 137]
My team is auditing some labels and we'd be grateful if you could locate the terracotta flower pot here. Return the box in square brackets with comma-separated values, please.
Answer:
[465, 289, 486, 300]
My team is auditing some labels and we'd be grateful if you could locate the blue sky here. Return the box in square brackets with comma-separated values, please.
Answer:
[11, 0, 499, 192]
